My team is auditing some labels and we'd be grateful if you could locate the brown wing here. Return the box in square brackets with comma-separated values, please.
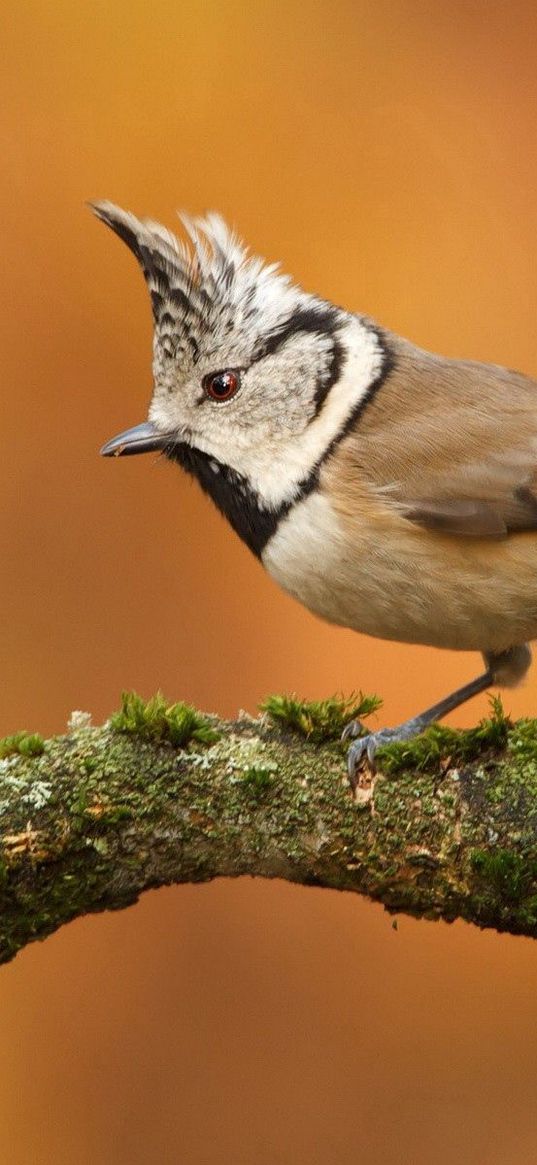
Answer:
[342, 330, 537, 540]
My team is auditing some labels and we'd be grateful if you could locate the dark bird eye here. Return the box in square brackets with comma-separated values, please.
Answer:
[203, 369, 240, 402]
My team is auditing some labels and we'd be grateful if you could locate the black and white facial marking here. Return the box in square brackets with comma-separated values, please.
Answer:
[164, 311, 391, 557]
[91, 201, 391, 555]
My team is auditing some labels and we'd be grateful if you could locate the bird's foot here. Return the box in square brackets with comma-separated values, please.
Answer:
[344, 719, 424, 791]
[341, 718, 367, 741]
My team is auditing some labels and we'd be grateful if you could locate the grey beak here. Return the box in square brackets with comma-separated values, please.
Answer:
[100, 421, 173, 457]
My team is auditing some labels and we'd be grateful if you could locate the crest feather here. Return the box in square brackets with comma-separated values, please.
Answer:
[89, 199, 306, 338]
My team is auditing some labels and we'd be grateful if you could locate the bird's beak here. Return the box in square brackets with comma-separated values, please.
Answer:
[100, 421, 174, 457]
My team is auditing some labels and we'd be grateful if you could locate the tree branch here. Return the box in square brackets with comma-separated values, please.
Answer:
[2, 696, 537, 964]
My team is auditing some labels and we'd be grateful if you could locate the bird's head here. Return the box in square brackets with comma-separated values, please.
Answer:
[91, 202, 384, 552]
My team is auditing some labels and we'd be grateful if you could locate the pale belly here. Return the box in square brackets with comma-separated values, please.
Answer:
[262, 491, 537, 652]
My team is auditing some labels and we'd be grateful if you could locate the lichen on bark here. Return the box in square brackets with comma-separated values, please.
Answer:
[1, 692, 537, 965]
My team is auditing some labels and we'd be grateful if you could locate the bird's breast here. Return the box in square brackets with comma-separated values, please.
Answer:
[262, 487, 537, 652]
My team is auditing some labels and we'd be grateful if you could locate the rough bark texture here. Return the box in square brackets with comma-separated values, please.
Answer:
[2, 706, 537, 965]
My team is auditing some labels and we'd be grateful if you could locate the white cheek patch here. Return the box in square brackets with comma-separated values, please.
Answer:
[149, 315, 384, 511]
[219, 317, 384, 508]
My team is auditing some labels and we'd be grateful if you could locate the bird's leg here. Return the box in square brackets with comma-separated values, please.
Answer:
[344, 669, 494, 788]
[344, 645, 532, 788]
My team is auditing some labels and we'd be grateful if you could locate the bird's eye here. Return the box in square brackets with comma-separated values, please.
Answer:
[203, 369, 240, 402]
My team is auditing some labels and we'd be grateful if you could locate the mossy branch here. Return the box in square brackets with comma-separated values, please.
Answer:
[2, 691, 537, 965]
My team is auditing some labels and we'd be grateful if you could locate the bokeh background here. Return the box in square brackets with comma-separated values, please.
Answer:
[2, 1, 537, 1161]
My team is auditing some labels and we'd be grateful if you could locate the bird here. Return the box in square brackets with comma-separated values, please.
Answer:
[91, 199, 537, 786]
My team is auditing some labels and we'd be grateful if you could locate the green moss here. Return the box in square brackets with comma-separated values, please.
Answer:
[507, 717, 537, 762]
[470, 848, 530, 901]
[110, 691, 219, 749]
[81, 757, 98, 775]
[260, 691, 381, 744]
[0, 732, 45, 759]
[517, 895, 537, 928]
[468, 841, 537, 932]
[241, 767, 274, 793]
[76, 797, 133, 827]
[97, 804, 132, 824]
[376, 696, 511, 775]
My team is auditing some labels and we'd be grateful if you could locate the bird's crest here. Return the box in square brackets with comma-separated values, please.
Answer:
[89, 200, 300, 344]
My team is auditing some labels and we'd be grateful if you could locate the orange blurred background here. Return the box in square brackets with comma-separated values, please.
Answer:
[2, 1, 537, 1161]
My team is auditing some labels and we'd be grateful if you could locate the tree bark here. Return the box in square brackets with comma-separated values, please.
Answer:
[2, 706, 537, 965]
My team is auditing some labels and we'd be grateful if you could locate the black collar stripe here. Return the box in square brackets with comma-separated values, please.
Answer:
[166, 324, 392, 557]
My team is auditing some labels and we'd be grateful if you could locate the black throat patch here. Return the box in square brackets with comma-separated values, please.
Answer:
[166, 443, 293, 557]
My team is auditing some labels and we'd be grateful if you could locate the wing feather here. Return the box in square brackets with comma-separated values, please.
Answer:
[341, 331, 537, 540]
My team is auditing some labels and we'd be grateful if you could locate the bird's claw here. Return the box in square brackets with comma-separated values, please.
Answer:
[345, 724, 419, 791]
[346, 732, 383, 790]
[341, 718, 366, 742]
